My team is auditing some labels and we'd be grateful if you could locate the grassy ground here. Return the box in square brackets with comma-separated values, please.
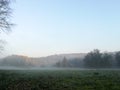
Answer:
[0, 69, 120, 90]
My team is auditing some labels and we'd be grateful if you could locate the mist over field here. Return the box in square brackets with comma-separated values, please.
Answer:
[0, 49, 120, 70]
[0, 0, 120, 90]
[0, 53, 85, 69]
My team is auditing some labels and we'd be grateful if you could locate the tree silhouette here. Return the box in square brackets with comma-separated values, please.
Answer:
[0, 0, 13, 51]
[84, 49, 102, 68]
[101, 53, 112, 68]
[115, 51, 120, 67]
[0, 0, 13, 32]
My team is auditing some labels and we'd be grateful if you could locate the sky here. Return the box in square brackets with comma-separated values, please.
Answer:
[1, 0, 120, 57]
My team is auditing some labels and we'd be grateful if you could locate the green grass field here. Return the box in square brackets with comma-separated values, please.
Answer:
[0, 69, 120, 90]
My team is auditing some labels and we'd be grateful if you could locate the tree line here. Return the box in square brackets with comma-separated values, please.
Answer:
[83, 49, 120, 68]
[55, 49, 120, 68]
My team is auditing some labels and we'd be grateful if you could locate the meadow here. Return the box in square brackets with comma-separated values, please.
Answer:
[0, 69, 120, 90]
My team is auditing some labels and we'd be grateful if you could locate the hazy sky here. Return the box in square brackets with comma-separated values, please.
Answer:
[1, 0, 120, 57]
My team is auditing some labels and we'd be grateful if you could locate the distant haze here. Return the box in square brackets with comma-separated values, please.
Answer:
[0, 53, 86, 68]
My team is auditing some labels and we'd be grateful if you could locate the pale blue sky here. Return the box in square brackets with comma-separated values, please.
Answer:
[1, 0, 120, 57]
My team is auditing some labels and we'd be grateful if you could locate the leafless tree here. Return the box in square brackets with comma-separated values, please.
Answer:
[0, 0, 13, 52]
[0, 0, 13, 33]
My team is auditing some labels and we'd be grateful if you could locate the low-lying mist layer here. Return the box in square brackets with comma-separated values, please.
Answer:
[0, 49, 120, 69]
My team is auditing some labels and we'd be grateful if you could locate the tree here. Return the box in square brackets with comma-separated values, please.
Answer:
[115, 51, 120, 67]
[0, 0, 13, 32]
[84, 49, 102, 68]
[84, 49, 113, 68]
[55, 57, 71, 67]
[55, 61, 61, 67]
[0, 0, 13, 51]
[101, 53, 112, 68]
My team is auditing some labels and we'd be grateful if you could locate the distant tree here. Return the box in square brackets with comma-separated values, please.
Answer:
[1, 55, 34, 67]
[84, 49, 102, 68]
[84, 49, 113, 68]
[69, 58, 84, 68]
[55, 61, 61, 67]
[101, 53, 112, 68]
[115, 51, 120, 67]
[62, 57, 68, 67]
[55, 57, 71, 67]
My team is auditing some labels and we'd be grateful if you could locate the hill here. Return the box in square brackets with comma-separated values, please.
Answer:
[0, 53, 86, 68]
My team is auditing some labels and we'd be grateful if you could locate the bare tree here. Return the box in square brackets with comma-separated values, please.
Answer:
[0, 0, 13, 52]
[0, 0, 13, 33]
